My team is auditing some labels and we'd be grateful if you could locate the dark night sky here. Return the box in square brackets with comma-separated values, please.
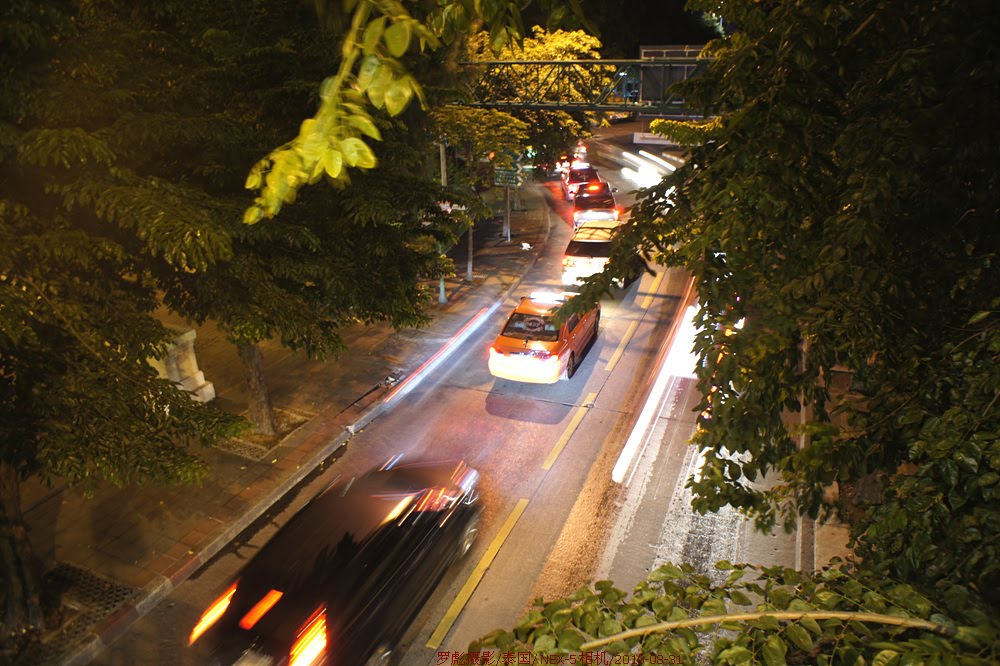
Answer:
[523, 0, 720, 57]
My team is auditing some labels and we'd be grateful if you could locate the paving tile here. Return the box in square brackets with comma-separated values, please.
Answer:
[179, 530, 210, 548]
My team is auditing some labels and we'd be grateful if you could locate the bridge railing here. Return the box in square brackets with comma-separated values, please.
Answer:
[458, 57, 712, 117]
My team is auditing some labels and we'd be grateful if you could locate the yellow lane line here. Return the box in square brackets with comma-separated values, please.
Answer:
[542, 391, 598, 471]
[640, 269, 666, 310]
[606, 320, 639, 372]
[427, 498, 530, 649]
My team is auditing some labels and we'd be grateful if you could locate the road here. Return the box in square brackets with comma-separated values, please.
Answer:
[92, 139, 795, 665]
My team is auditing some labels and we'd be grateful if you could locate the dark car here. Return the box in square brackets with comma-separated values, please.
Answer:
[189, 459, 482, 666]
[571, 182, 619, 228]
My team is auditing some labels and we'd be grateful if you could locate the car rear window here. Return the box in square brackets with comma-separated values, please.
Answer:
[501, 313, 559, 341]
[565, 240, 614, 258]
[567, 168, 599, 183]
[574, 195, 615, 210]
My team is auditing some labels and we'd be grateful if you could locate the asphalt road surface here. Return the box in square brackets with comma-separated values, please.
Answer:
[92, 140, 796, 666]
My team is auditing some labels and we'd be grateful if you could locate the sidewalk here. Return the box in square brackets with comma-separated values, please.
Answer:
[18, 186, 551, 666]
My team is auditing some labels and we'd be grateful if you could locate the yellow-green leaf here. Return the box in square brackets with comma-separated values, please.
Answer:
[341, 138, 365, 167]
[348, 114, 381, 140]
[244, 170, 262, 190]
[323, 149, 343, 178]
[362, 17, 386, 53]
[242, 206, 262, 225]
[357, 55, 380, 91]
[384, 78, 414, 116]
[384, 21, 411, 57]
[354, 141, 376, 169]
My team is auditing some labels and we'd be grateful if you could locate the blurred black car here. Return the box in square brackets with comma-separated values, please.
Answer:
[189, 459, 482, 666]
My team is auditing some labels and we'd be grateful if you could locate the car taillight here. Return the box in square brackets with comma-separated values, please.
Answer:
[239, 589, 283, 630]
[189, 582, 238, 645]
[614, 208, 620, 220]
[573, 211, 580, 222]
[489, 346, 500, 357]
[562, 257, 573, 266]
[289, 609, 328, 666]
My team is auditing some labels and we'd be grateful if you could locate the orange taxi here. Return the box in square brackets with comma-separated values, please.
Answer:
[488, 292, 600, 383]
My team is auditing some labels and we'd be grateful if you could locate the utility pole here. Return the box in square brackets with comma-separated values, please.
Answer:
[503, 186, 511, 243]
[467, 221, 474, 282]
[438, 141, 448, 303]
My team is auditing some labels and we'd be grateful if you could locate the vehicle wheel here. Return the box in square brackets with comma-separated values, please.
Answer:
[365, 644, 393, 666]
[566, 352, 577, 379]
[458, 513, 480, 559]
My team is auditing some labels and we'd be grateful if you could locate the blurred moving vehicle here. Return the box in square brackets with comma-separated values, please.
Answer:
[488, 292, 600, 384]
[571, 181, 619, 229]
[560, 163, 600, 201]
[561, 221, 646, 287]
[188, 459, 482, 666]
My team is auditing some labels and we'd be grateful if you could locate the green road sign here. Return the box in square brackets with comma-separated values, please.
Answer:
[494, 169, 520, 187]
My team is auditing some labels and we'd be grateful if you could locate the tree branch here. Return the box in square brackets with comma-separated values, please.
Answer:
[579, 611, 957, 651]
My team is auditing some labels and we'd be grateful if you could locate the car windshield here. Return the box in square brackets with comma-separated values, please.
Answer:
[501, 312, 559, 342]
[567, 168, 598, 183]
[565, 240, 613, 258]
[575, 195, 615, 210]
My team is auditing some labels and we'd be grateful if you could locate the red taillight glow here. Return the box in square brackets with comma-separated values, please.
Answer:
[586, 182, 602, 191]
[189, 582, 238, 645]
[238, 589, 283, 630]
[289, 609, 328, 666]
[489, 346, 500, 357]
[614, 208, 620, 220]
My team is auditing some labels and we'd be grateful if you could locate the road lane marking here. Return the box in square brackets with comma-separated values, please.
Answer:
[640, 269, 667, 310]
[606, 320, 639, 372]
[542, 391, 598, 470]
[426, 498, 530, 649]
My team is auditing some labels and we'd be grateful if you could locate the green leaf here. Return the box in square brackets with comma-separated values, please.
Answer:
[967, 310, 991, 325]
[383, 21, 411, 57]
[729, 590, 752, 606]
[534, 634, 556, 652]
[785, 624, 813, 652]
[873, 650, 900, 666]
[650, 563, 685, 581]
[384, 77, 414, 116]
[598, 618, 623, 637]
[718, 646, 753, 664]
[762, 634, 788, 666]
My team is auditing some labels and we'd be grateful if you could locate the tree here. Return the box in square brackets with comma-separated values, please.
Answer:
[468, 562, 996, 664]
[460, 26, 599, 168]
[0, 0, 244, 650]
[244, 0, 593, 223]
[0, 0, 455, 650]
[531, 0, 999, 661]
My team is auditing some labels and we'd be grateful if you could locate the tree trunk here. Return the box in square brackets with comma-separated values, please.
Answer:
[0, 461, 46, 648]
[236, 342, 277, 436]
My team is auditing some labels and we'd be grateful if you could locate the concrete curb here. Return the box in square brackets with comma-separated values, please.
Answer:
[60, 189, 552, 666]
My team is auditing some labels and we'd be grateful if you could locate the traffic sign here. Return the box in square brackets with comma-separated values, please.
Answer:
[493, 169, 520, 187]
